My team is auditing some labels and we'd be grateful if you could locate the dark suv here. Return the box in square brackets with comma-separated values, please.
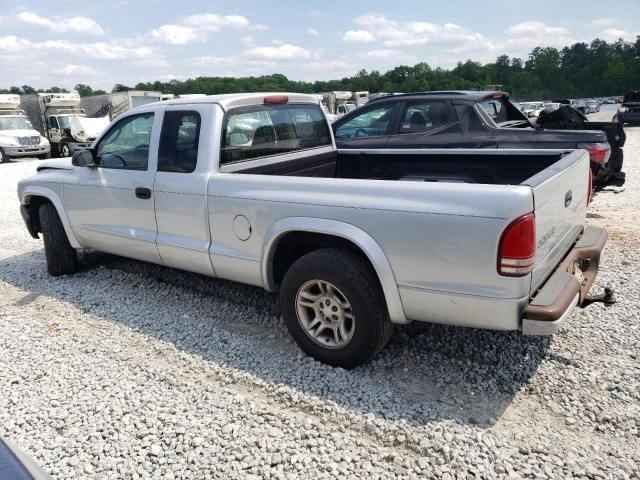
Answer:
[332, 91, 625, 189]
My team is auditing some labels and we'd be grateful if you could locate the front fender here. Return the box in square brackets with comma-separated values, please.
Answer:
[20, 185, 82, 249]
[262, 217, 408, 324]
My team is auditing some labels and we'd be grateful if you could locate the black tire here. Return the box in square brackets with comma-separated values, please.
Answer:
[0, 148, 8, 163]
[60, 143, 71, 158]
[280, 248, 392, 368]
[39, 203, 78, 276]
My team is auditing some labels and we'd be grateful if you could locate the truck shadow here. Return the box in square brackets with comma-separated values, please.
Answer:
[0, 249, 550, 429]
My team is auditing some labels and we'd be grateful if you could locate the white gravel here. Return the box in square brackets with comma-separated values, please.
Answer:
[1, 104, 638, 479]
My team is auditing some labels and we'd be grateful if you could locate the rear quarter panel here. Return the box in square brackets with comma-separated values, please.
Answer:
[206, 174, 535, 311]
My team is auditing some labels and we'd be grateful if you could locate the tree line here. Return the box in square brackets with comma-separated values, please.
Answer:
[2, 37, 638, 101]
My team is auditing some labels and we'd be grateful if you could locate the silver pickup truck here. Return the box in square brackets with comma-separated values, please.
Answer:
[17, 93, 609, 368]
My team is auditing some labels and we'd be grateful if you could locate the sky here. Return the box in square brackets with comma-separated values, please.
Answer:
[0, 0, 638, 90]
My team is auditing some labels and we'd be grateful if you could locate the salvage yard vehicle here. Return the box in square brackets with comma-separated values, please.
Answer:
[333, 91, 625, 189]
[38, 92, 110, 157]
[18, 93, 611, 368]
[0, 94, 50, 162]
[616, 90, 640, 125]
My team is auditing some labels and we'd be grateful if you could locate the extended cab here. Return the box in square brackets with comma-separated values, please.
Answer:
[18, 93, 610, 368]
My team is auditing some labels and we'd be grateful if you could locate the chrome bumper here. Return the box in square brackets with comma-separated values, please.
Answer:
[522, 226, 608, 335]
[4, 145, 50, 157]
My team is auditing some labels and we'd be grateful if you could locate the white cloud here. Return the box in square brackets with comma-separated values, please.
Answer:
[344, 14, 492, 52]
[306, 28, 320, 36]
[589, 18, 619, 28]
[344, 30, 375, 43]
[150, 24, 201, 45]
[183, 13, 251, 30]
[505, 21, 570, 38]
[244, 43, 311, 61]
[17, 11, 105, 35]
[147, 12, 266, 46]
[52, 64, 97, 76]
[597, 28, 636, 41]
[240, 35, 255, 47]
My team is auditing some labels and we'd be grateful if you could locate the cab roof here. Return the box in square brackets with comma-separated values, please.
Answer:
[160, 92, 321, 110]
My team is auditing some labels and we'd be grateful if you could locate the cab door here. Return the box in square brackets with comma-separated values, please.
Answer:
[153, 106, 215, 276]
[47, 116, 61, 145]
[63, 111, 162, 264]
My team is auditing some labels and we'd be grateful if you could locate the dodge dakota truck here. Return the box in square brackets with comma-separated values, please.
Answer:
[18, 93, 610, 368]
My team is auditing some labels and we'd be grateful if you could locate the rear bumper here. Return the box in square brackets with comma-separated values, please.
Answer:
[522, 226, 607, 335]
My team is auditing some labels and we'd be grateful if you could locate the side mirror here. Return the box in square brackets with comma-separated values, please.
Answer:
[72, 149, 97, 167]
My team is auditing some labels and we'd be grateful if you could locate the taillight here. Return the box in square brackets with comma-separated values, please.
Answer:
[498, 213, 536, 277]
[577, 142, 611, 165]
[264, 95, 289, 104]
[587, 168, 593, 204]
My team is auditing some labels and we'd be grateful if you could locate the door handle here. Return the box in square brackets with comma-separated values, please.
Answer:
[135, 187, 152, 200]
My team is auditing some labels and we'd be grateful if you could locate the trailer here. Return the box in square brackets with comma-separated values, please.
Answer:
[79, 90, 163, 121]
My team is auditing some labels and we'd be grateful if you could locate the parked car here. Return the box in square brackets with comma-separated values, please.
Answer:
[616, 91, 640, 125]
[332, 91, 625, 189]
[519, 101, 545, 118]
[585, 101, 600, 113]
[18, 93, 610, 368]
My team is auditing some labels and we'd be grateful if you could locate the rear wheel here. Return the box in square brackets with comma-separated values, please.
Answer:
[279, 248, 392, 368]
[39, 203, 78, 276]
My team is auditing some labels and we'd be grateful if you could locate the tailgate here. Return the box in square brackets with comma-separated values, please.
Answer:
[523, 150, 590, 294]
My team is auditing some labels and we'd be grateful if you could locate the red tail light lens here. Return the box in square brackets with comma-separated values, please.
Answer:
[264, 95, 289, 104]
[498, 213, 536, 277]
[577, 142, 611, 165]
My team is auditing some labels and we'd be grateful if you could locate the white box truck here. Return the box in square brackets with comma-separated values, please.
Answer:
[38, 92, 110, 157]
[0, 94, 50, 162]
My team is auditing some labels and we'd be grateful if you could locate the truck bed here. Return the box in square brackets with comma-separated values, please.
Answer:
[233, 149, 569, 186]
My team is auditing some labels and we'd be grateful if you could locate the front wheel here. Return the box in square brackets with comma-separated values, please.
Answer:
[39, 203, 78, 276]
[60, 143, 71, 158]
[0, 148, 8, 163]
[279, 248, 392, 368]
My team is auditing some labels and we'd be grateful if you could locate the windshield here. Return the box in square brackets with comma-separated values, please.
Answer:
[0, 116, 33, 130]
[57, 116, 72, 129]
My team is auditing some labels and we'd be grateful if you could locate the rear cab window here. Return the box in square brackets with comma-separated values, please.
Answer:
[221, 103, 331, 165]
[479, 96, 528, 125]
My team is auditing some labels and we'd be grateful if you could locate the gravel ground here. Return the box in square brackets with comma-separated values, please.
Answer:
[0, 104, 638, 479]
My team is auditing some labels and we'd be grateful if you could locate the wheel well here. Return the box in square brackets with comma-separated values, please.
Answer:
[271, 231, 377, 287]
[24, 195, 51, 234]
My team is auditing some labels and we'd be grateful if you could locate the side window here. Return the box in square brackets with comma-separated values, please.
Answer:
[334, 105, 395, 138]
[455, 104, 486, 133]
[158, 111, 200, 173]
[96, 113, 154, 170]
[48, 117, 59, 129]
[399, 101, 454, 134]
[221, 104, 331, 165]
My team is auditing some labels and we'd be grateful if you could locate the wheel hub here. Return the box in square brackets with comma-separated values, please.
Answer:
[295, 280, 355, 349]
